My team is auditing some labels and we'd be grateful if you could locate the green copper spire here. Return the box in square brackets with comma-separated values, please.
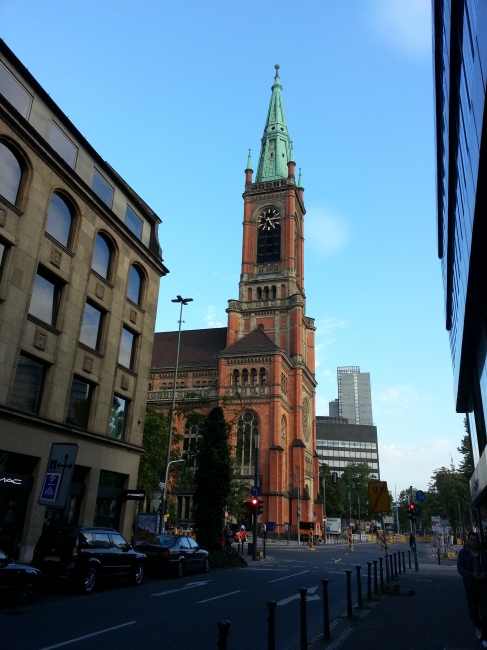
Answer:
[289, 141, 294, 163]
[247, 149, 252, 170]
[297, 168, 303, 188]
[256, 64, 292, 182]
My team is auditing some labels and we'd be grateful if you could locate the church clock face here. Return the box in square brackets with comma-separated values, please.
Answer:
[258, 208, 281, 231]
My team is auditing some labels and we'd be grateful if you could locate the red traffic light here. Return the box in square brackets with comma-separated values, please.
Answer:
[408, 503, 416, 511]
[251, 497, 258, 507]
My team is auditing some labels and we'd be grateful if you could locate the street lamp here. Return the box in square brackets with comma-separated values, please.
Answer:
[161, 458, 186, 531]
[252, 431, 260, 561]
[161, 295, 193, 531]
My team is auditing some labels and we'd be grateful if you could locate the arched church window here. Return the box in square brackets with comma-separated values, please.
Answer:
[183, 418, 202, 460]
[264, 286, 270, 301]
[233, 369, 240, 387]
[281, 415, 286, 446]
[281, 284, 286, 299]
[242, 369, 249, 386]
[260, 368, 267, 386]
[251, 369, 257, 386]
[236, 411, 259, 475]
[257, 287, 262, 301]
[257, 207, 281, 263]
[271, 286, 276, 300]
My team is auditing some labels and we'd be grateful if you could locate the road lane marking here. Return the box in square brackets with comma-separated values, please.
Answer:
[38, 622, 136, 649]
[152, 580, 211, 596]
[245, 568, 288, 571]
[269, 570, 309, 583]
[197, 590, 241, 604]
[277, 586, 319, 606]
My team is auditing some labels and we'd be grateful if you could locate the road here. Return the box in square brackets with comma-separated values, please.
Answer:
[1, 540, 408, 650]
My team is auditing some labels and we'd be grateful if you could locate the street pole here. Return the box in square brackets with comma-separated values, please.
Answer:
[322, 474, 326, 542]
[161, 295, 193, 531]
[298, 480, 301, 547]
[348, 490, 352, 530]
[410, 485, 419, 571]
[252, 432, 260, 561]
[358, 498, 361, 540]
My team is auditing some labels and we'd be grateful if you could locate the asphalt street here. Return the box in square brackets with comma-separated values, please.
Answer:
[0, 540, 403, 650]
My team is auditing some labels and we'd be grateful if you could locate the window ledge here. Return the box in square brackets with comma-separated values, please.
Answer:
[27, 314, 61, 335]
[90, 269, 114, 289]
[78, 341, 104, 359]
[117, 364, 137, 377]
[126, 297, 145, 314]
[44, 232, 75, 257]
[0, 194, 22, 216]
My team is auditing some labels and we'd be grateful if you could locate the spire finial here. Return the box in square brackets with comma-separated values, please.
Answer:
[289, 140, 294, 163]
[247, 149, 252, 170]
[298, 168, 303, 188]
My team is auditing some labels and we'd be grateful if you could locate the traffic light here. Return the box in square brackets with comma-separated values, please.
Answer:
[407, 503, 416, 522]
[250, 497, 259, 510]
[331, 472, 338, 485]
[258, 499, 263, 516]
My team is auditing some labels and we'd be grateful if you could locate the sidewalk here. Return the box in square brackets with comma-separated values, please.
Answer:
[315, 547, 477, 650]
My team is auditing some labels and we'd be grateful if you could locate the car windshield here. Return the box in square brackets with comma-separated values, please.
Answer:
[146, 535, 178, 547]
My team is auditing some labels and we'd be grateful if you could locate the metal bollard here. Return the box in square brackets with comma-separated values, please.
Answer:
[355, 565, 363, 608]
[389, 554, 394, 579]
[299, 588, 308, 650]
[397, 551, 401, 574]
[379, 557, 384, 587]
[217, 620, 231, 650]
[267, 601, 276, 650]
[408, 550, 411, 568]
[385, 554, 390, 583]
[366, 562, 372, 601]
[394, 552, 398, 576]
[321, 579, 331, 640]
[373, 560, 378, 595]
[438, 546, 441, 565]
[345, 570, 353, 619]
[402, 552, 406, 573]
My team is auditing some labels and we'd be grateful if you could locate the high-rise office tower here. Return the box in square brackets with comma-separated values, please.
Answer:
[336, 367, 373, 425]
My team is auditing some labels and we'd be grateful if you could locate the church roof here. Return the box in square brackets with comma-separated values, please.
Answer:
[221, 327, 280, 355]
[255, 64, 293, 182]
[152, 327, 227, 368]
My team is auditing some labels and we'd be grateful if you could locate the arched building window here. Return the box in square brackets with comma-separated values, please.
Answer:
[257, 287, 262, 301]
[233, 369, 240, 387]
[45, 192, 74, 248]
[236, 411, 259, 475]
[250, 368, 257, 386]
[260, 368, 267, 386]
[183, 418, 202, 459]
[92, 232, 113, 280]
[242, 369, 249, 386]
[0, 140, 23, 205]
[127, 264, 144, 305]
[281, 415, 286, 446]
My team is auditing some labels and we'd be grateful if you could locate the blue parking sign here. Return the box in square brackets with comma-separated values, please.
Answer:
[41, 473, 61, 501]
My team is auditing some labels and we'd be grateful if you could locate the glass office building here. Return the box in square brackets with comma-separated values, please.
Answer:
[433, 1, 487, 522]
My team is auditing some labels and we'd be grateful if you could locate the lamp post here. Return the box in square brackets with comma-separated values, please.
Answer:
[161, 458, 186, 531]
[161, 295, 193, 531]
[252, 431, 260, 561]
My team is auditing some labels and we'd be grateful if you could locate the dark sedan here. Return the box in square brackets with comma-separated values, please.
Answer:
[136, 535, 209, 578]
[0, 549, 40, 605]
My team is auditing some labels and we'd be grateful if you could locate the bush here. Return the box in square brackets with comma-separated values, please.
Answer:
[209, 547, 247, 569]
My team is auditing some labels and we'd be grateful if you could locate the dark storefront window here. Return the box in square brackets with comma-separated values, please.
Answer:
[9, 354, 46, 414]
[94, 470, 126, 530]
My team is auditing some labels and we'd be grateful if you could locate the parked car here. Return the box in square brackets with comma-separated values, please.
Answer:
[0, 548, 40, 605]
[136, 534, 209, 577]
[31, 526, 147, 594]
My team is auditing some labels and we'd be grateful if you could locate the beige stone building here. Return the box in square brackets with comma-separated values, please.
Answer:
[0, 41, 168, 560]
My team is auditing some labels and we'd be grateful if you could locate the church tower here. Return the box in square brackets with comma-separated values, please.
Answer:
[220, 65, 320, 532]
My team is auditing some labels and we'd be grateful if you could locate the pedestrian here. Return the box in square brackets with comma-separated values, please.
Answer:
[457, 531, 487, 646]
[409, 532, 414, 551]
[449, 532, 455, 553]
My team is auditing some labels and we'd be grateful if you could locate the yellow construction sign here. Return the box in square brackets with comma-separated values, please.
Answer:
[368, 481, 391, 513]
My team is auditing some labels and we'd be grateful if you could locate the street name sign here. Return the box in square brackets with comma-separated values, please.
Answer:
[39, 443, 78, 508]
[368, 481, 391, 513]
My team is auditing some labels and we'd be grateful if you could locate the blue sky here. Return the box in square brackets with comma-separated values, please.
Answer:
[2, 0, 464, 493]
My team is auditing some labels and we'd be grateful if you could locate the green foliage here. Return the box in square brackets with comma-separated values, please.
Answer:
[193, 407, 233, 553]
[339, 462, 376, 520]
[426, 458, 470, 533]
[320, 463, 344, 517]
[458, 422, 474, 478]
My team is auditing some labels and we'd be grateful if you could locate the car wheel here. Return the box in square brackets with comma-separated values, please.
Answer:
[201, 557, 209, 573]
[17, 577, 36, 605]
[132, 563, 145, 586]
[175, 560, 184, 579]
[81, 567, 97, 594]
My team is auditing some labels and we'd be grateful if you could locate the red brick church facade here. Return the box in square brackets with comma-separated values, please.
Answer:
[148, 66, 322, 535]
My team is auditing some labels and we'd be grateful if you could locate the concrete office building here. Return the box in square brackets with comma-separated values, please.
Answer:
[432, 2, 487, 525]
[316, 416, 380, 479]
[0, 41, 168, 559]
[336, 366, 373, 426]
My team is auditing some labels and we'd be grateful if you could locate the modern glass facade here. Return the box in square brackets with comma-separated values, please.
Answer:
[433, 1, 487, 509]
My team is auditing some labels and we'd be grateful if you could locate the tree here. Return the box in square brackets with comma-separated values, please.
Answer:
[458, 421, 474, 479]
[427, 458, 470, 535]
[193, 407, 232, 553]
[340, 462, 376, 521]
[319, 464, 344, 517]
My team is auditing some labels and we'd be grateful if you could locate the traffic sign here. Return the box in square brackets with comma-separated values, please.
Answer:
[416, 490, 426, 502]
[440, 511, 448, 520]
[39, 443, 78, 508]
[368, 481, 391, 513]
[250, 485, 261, 497]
